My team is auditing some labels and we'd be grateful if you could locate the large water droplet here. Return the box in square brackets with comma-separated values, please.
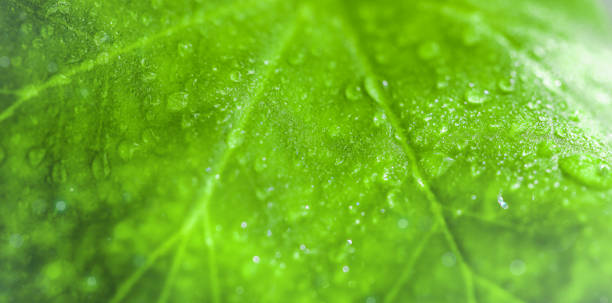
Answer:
[559, 154, 612, 189]
[28, 147, 46, 167]
[418, 41, 440, 60]
[364, 76, 382, 102]
[498, 78, 515, 93]
[344, 82, 363, 101]
[167, 92, 189, 111]
[509, 259, 526, 276]
[465, 89, 487, 105]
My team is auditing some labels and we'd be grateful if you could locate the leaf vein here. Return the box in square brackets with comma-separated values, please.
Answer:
[333, 5, 477, 303]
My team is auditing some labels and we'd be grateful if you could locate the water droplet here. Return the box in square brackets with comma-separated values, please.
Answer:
[230, 71, 242, 83]
[28, 147, 46, 167]
[372, 111, 386, 127]
[342, 265, 350, 273]
[419, 152, 455, 179]
[177, 41, 193, 57]
[55, 200, 67, 212]
[465, 89, 487, 105]
[94, 31, 109, 46]
[91, 153, 111, 180]
[252, 256, 260, 263]
[167, 92, 189, 111]
[497, 194, 509, 209]
[418, 41, 440, 60]
[554, 127, 567, 138]
[441, 252, 456, 267]
[509, 259, 526, 276]
[228, 128, 245, 149]
[47, 62, 58, 73]
[9, 234, 24, 248]
[117, 141, 136, 161]
[462, 27, 481, 46]
[241, 221, 247, 229]
[344, 82, 363, 101]
[397, 218, 409, 229]
[498, 78, 515, 93]
[86, 276, 98, 287]
[436, 75, 450, 89]
[559, 154, 612, 189]
[364, 76, 382, 102]
[0, 56, 9, 68]
[536, 141, 555, 158]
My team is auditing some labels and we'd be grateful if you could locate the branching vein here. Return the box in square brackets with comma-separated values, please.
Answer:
[334, 4, 477, 303]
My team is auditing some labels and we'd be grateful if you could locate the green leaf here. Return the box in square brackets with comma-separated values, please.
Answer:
[1, 0, 611, 302]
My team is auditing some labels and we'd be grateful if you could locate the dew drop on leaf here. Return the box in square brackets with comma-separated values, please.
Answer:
[418, 40, 440, 60]
[372, 110, 386, 127]
[510, 259, 526, 276]
[536, 141, 556, 157]
[498, 78, 516, 93]
[28, 147, 46, 167]
[86, 276, 97, 288]
[559, 154, 612, 189]
[167, 91, 189, 111]
[9, 234, 24, 248]
[497, 194, 509, 209]
[0, 56, 9, 68]
[465, 88, 488, 105]
[230, 71, 242, 83]
[441, 252, 456, 267]
[118, 141, 136, 161]
[94, 31, 109, 46]
[419, 152, 455, 179]
[364, 76, 382, 102]
[177, 41, 193, 57]
[462, 26, 481, 46]
[344, 82, 363, 101]
[55, 200, 67, 212]
[228, 128, 245, 149]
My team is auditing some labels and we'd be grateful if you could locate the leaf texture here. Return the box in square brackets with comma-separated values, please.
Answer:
[1, 0, 611, 302]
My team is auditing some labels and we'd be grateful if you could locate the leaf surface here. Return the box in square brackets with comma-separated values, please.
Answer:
[1, 0, 611, 302]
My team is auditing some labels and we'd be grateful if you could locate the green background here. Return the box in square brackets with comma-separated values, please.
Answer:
[1, 0, 611, 302]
